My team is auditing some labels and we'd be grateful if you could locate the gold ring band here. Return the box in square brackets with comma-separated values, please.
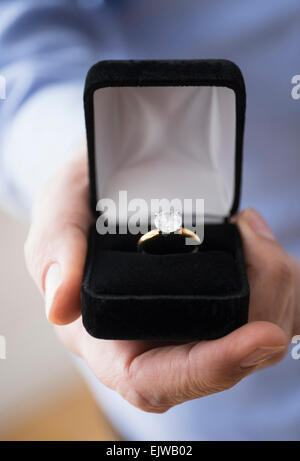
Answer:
[137, 227, 201, 254]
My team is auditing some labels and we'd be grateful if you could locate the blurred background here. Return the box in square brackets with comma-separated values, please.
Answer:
[0, 208, 119, 441]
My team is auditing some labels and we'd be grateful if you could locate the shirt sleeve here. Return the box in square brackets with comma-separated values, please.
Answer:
[0, 1, 100, 216]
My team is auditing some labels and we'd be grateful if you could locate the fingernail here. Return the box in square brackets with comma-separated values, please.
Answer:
[45, 263, 61, 320]
[240, 346, 286, 368]
[242, 208, 275, 240]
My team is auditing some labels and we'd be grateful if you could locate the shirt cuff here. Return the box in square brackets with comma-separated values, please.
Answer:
[1, 82, 85, 217]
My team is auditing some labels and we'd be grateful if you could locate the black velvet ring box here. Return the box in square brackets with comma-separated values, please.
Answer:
[81, 59, 250, 341]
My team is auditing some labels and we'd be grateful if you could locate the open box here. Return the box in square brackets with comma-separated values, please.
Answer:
[81, 59, 249, 341]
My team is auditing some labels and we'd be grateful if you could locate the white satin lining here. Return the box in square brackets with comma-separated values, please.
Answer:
[93, 86, 236, 220]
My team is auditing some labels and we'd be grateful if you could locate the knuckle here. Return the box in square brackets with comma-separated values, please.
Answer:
[199, 376, 233, 395]
[266, 257, 293, 287]
[119, 358, 171, 413]
[118, 381, 169, 414]
[190, 367, 244, 396]
[187, 349, 239, 397]
[134, 392, 169, 413]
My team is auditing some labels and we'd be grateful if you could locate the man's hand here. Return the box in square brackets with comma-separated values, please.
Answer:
[25, 154, 299, 413]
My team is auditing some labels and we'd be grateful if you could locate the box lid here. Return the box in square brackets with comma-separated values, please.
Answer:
[84, 59, 246, 221]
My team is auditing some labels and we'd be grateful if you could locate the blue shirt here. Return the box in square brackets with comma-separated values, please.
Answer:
[0, 0, 299, 440]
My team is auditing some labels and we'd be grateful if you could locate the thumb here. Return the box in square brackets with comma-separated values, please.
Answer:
[24, 154, 93, 325]
[126, 321, 287, 412]
[43, 228, 87, 324]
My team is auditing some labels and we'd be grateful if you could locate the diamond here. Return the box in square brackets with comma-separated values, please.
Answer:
[154, 210, 182, 234]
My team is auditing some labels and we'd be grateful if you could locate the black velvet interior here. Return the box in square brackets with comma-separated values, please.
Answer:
[86, 224, 241, 297]
[81, 223, 249, 340]
[138, 232, 201, 255]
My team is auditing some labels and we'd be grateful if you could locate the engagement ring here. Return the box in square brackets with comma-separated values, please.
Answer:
[137, 210, 201, 254]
